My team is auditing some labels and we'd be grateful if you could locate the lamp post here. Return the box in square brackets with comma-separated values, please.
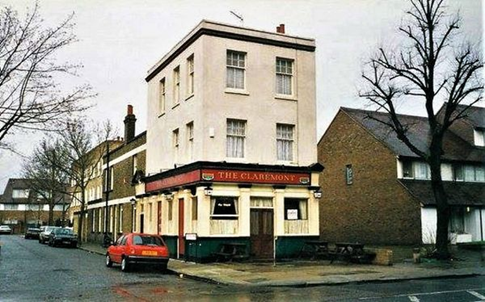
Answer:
[103, 141, 111, 247]
[130, 198, 136, 232]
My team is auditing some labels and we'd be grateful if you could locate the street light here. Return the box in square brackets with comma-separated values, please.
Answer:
[130, 198, 136, 232]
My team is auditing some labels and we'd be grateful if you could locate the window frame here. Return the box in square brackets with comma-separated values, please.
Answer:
[226, 50, 246, 90]
[226, 119, 246, 158]
[210, 196, 239, 220]
[276, 123, 294, 161]
[284, 198, 308, 220]
[173, 66, 180, 105]
[187, 55, 194, 96]
[159, 78, 166, 115]
[186, 122, 194, 160]
[275, 57, 294, 96]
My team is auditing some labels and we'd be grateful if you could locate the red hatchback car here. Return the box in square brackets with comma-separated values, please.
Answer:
[106, 233, 170, 272]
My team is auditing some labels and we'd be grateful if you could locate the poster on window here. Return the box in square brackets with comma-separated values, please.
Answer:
[287, 209, 298, 220]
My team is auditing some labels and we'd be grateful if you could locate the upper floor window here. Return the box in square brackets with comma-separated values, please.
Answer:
[474, 129, 485, 147]
[455, 165, 485, 182]
[132, 154, 138, 175]
[173, 128, 179, 148]
[173, 66, 180, 105]
[110, 166, 114, 190]
[276, 58, 293, 95]
[226, 50, 245, 89]
[187, 122, 194, 160]
[226, 119, 246, 158]
[187, 55, 194, 95]
[276, 124, 294, 161]
[4, 204, 18, 210]
[12, 189, 29, 198]
[159, 78, 166, 114]
[401, 160, 430, 180]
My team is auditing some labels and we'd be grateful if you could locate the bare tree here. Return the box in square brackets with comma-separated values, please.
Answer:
[360, 0, 483, 259]
[0, 4, 91, 149]
[23, 138, 70, 226]
[43, 120, 115, 244]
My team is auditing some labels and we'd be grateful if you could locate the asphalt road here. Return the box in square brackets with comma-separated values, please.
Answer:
[1, 235, 484, 301]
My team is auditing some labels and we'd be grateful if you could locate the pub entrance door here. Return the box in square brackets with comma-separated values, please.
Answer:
[250, 209, 274, 259]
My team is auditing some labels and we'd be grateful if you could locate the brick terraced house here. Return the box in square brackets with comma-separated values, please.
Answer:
[135, 20, 323, 262]
[0, 178, 68, 234]
[318, 106, 485, 246]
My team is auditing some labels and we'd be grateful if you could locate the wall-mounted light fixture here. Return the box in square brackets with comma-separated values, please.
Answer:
[204, 186, 213, 196]
[313, 190, 322, 199]
[130, 198, 136, 206]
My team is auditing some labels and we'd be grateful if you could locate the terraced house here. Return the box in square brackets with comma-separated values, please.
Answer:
[318, 105, 485, 246]
[0, 178, 68, 234]
[134, 20, 323, 262]
[70, 106, 146, 244]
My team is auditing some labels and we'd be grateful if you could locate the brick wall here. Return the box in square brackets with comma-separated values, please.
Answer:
[0, 210, 66, 233]
[317, 110, 422, 245]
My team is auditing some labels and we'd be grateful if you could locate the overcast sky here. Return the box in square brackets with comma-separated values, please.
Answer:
[0, 0, 482, 189]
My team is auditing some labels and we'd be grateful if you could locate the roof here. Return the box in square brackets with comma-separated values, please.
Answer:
[400, 179, 485, 206]
[455, 104, 485, 129]
[341, 107, 485, 163]
[146, 20, 316, 82]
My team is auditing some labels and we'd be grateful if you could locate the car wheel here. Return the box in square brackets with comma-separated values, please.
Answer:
[121, 257, 129, 272]
[106, 254, 113, 267]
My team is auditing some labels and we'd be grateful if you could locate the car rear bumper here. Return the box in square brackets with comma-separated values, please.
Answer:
[126, 256, 169, 265]
[53, 239, 78, 246]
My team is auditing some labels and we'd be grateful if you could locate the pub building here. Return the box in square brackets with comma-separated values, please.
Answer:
[135, 161, 323, 262]
[135, 20, 321, 262]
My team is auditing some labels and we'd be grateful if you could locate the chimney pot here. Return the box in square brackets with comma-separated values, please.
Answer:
[127, 104, 133, 115]
[277, 24, 285, 34]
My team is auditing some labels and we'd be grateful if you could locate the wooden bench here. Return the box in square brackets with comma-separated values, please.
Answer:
[299, 241, 329, 260]
[213, 243, 249, 262]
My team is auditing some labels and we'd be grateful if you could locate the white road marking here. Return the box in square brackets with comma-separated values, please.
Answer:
[468, 290, 485, 300]
[408, 296, 420, 302]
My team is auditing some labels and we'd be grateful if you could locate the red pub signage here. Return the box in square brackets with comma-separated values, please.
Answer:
[145, 168, 311, 193]
[201, 169, 310, 185]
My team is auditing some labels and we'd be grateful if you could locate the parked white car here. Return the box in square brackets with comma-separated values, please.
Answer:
[39, 226, 59, 244]
[0, 225, 12, 234]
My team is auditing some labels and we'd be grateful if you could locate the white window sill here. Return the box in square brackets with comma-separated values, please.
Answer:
[276, 160, 297, 166]
[275, 94, 297, 101]
[225, 88, 249, 96]
[185, 94, 194, 101]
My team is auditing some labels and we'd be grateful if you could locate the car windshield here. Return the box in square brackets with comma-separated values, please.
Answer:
[55, 228, 73, 235]
[132, 235, 164, 246]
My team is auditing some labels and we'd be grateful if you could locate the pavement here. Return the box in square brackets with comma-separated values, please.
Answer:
[80, 243, 485, 287]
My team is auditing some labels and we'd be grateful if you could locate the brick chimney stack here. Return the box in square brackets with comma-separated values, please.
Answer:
[124, 105, 136, 144]
[276, 24, 285, 34]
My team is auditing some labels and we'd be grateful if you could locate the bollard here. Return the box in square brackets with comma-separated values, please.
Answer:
[413, 248, 421, 264]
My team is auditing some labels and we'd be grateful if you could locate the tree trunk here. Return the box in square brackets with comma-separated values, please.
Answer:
[77, 190, 85, 245]
[429, 152, 450, 259]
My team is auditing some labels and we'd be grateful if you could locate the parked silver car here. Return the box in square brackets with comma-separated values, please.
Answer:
[39, 226, 59, 244]
[0, 225, 12, 234]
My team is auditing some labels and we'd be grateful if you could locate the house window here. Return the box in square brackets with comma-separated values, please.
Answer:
[173, 128, 179, 148]
[284, 198, 308, 220]
[458, 165, 485, 182]
[414, 162, 430, 180]
[276, 124, 294, 161]
[12, 189, 29, 198]
[187, 55, 194, 95]
[474, 129, 485, 147]
[226, 119, 246, 158]
[345, 164, 353, 185]
[226, 50, 245, 89]
[110, 166, 114, 190]
[4, 204, 18, 210]
[159, 78, 166, 114]
[186, 122, 194, 160]
[119, 206, 123, 233]
[132, 155, 138, 176]
[173, 66, 180, 105]
[276, 58, 293, 95]
[211, 197, 238, 220]
[191, 197, 197, 221]
[92, 210, 96, 232]
[402, 161, 413, 178]
[168, 199, 173, 221]
[449, 207, 465, 233]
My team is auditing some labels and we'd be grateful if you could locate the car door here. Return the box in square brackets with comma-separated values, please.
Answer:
[111, 235, 126, 263]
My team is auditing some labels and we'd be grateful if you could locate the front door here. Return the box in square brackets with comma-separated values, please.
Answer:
[178, 198, 185, 257]
[157, 201, 162, 234]
[250, 209, 274, 259]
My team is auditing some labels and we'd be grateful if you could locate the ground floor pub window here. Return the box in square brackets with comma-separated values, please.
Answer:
[284, 198, 308, 220]
[211, 196, 238, 219]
